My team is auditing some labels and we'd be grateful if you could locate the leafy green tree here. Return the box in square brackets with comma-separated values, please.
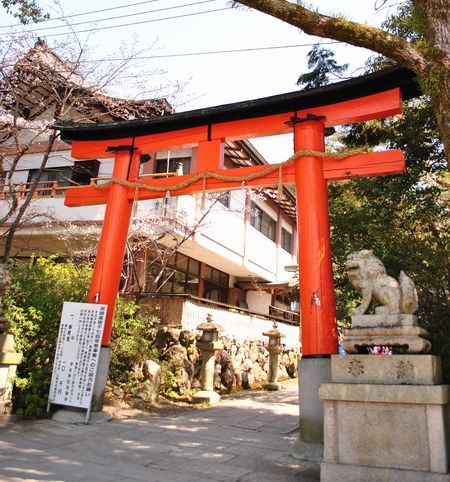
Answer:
[331, 99, 449, 373]
[6, 257, 92, 417]
[108, 299, 159, 384]
[2, 0, 49, 23]
[234, 0, 450, 167]
[295, 24, 448, 377]
[5, 257, 157, 417]
[296, 44, 348, 89]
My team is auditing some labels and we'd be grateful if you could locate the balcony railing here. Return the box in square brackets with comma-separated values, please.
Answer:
[0, 172, 179, 201]
[269, 305, 300, 324]
[0, 180, 76, 199]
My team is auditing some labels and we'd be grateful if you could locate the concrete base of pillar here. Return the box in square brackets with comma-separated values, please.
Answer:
[91, 347, 111, 412]
[292, 439, 324, 462]
[52, 408, 112, 424]
[265, 381, 281, 391]
[297, 356, 331, 444]
[192, 390, 221, 404]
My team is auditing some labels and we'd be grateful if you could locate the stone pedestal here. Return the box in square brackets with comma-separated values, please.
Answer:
[320, 354, 450, 481]
[342, 314, 432, 354]
[0, 334, 22, 415]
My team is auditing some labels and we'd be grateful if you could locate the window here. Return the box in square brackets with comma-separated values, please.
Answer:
[203, 264, 229, 303]
[146, 251, 200, 295]
[27, 160, 99, 193]
[155, 157, 191, 175]
[250, 202, 276, 241]
[27, 166, 73, 196]
[146, 252, 229, 302]
[281, 228, 293, 253]
[71, 160, 100, 185]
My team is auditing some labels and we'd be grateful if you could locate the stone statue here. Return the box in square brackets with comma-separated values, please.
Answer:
[346, 249, 418, 316]
[342, 250, 431, 354]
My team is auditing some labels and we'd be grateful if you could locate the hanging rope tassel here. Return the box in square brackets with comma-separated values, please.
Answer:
[201, 175, 207, 210]
[277, 164, 284, 201]
[132, 187, 139, 218]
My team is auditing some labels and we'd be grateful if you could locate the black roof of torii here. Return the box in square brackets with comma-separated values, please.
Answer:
[53, 66, 421, 142]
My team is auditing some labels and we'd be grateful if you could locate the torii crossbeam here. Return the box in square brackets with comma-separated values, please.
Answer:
[54, 67, 419, 362]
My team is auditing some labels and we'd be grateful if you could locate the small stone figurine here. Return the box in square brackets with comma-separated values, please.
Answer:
[346, 249, 418, 315]
[342, 250, 431, 354]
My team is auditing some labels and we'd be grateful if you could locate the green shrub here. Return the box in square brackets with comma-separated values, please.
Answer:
[6, 257, 92, 417]
[109, 299, 159, 384]
[5, 257, 159, 417]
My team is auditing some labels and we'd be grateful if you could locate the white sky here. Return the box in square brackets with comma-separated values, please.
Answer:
[0, 0, 399, 162]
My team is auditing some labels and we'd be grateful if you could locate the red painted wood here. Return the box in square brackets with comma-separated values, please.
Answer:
[294, 120, 338, 356]
[323, 149, 405, 179]
[65, 87, 405, 352]
[196, 139, 224, 171]
[87, 148, 140, 346]
[65, 150, 405, 207]
[71, 126, 209, 160]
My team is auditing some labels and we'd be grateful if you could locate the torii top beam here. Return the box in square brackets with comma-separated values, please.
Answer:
[54, 66, 419, 158]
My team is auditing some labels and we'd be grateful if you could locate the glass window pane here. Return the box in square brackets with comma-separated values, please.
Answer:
[176, 254, 188, 271]
[212, 268, 220, 283]
[218, 191, 230, 207]
[155, 157, 191, 174]
[189, 259, 200, 275]
[282, 228, 292, 253]
[172, 272, 187, 293]
[186, 274, 199, 296]
[167, 253, 176, 267]
[220, 272, 228, 286]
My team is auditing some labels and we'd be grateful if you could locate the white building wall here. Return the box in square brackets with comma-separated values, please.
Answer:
[1, 146, 296, 283]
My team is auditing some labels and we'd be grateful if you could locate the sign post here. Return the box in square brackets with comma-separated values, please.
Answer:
[48, 302, 107, 424]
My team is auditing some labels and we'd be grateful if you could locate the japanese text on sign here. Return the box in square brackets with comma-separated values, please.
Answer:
[49, 302, 107, 409]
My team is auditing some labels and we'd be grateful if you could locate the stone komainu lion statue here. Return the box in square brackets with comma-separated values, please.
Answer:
[346, 249, 418, 315]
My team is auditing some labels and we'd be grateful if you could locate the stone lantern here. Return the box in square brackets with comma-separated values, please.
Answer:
[263, 322, 285, 391]
[193, 313, 223, 404]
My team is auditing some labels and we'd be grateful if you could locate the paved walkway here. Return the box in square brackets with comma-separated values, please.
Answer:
[0, 380, 320, 482]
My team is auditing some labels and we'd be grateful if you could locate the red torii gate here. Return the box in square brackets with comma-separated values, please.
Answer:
[55, 67, 418, 362]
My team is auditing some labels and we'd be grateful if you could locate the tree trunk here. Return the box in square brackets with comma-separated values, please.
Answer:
[234, 0, 450, 165]
[2, 131, 58, 262]
[414, 0, 450, 168]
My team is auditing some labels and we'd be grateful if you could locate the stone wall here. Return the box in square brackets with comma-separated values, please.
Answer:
[151, 327, 299, 396]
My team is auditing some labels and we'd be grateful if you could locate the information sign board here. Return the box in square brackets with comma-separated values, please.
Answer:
[49, 302, 107, 410]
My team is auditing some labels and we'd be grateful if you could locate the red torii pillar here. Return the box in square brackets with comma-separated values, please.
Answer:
[294, 116, 337, 356]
